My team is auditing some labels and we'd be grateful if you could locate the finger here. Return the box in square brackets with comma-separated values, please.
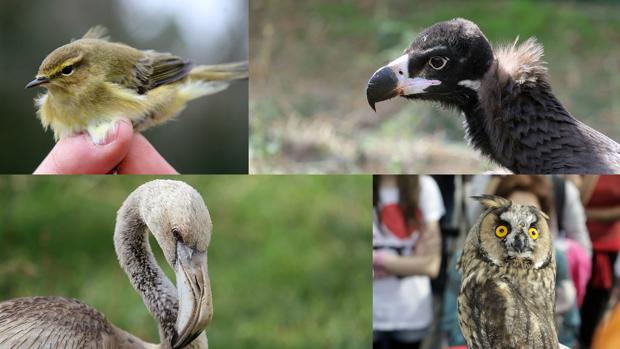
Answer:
[117, 133, 178, 174]
[34, 119, 134, 174]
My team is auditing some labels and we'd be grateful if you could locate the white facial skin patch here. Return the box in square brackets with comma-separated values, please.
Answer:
[387, 54, 441, 95]
[458, 79, 481, 91]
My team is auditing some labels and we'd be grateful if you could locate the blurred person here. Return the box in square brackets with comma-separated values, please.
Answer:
[551, 176, 592, 311]
[551, 176, 593, 257]
[34, 118, 177, 174]
[430, 176, 465, 349]
[440, 252, 467, 349]
[591, 300, 620, 349]
[373, 175, 445, 349]
[430, 175, 460, 296]
[591, 254, 620, 348]
[464, 175, 494, 225]
[579, 175, 620, 347]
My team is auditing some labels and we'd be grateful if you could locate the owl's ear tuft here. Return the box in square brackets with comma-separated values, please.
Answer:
[471, 195, 511, 210]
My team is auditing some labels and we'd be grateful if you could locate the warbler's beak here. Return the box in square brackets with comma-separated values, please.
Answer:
[25, 76, 50, 89]
[172, 243, 212, 349]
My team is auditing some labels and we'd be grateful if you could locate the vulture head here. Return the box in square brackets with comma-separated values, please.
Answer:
[367, 18, 493, 111]
[367, 18, 620, 174]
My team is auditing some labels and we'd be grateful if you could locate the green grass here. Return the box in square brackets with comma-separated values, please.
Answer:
[0, 176, 371, 348]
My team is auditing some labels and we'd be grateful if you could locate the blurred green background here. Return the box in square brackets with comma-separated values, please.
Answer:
[0, 0, 248, 174]
[0, 175, 371, 348]
[250, 0, 620, 174]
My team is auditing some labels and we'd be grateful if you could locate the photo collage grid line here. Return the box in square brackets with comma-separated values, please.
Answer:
[1, 1, 620, 348]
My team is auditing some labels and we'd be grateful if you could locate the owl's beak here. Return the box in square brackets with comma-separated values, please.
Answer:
[513, 233, 527, 253]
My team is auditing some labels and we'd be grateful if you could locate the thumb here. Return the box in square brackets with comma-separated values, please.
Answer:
[34, 119, 134, 174]
[116, 133, 177, 174]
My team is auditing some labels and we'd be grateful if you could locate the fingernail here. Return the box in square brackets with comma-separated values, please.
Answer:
[95, 120, 127, 145]
[100, 124, 117, 145]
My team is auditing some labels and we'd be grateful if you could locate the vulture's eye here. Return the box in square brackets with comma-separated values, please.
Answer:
[428, 56, 448, 70]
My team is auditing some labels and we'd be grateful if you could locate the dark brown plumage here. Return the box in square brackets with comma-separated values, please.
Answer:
[367, 18, 620, 174]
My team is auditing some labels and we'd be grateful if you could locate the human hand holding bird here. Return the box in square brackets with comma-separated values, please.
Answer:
[33, 118, 177, 174]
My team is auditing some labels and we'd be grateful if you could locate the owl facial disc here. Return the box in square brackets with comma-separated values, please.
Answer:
[499, 209, 537, 259]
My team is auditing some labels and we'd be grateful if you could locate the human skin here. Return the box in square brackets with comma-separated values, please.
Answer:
[377, 220, 441, 278]
[374, 175, 442, 279]
[34, 118, 177, 174]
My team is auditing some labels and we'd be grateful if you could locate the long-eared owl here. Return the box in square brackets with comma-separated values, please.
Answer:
[457, 195, 557, 349]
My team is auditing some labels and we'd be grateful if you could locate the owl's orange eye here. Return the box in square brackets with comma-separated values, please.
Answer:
[495, 225, 509, 238]
[529, 227, 539, 240]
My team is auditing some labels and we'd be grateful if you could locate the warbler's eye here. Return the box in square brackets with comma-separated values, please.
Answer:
[62, 65, 74, 76]
[495, 224, 509, 238]
[428, 56, 448, 70]
[529, 227, 539, 240]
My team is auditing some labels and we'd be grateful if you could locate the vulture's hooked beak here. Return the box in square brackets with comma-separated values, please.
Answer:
[172, 244, 212, 349]
[366, 54, 441, 111]
[25, 76, 50, 89]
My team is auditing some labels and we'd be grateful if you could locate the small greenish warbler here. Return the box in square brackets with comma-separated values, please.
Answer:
[26, 26, 247, 144]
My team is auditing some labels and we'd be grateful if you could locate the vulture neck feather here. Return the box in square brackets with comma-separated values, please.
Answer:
[461, 38, 620, 173]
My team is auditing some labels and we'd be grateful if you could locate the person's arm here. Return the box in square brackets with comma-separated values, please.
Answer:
[563, 181, 592, 256]
[380, 220, 442, 278]
[34, 118, 177, 174]
[585, 206, 620, 222]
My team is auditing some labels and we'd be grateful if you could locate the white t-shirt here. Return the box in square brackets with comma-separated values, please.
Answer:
[373, 175, 445, 331]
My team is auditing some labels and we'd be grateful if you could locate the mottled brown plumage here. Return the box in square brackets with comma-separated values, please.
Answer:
[457, 195, 557, 349]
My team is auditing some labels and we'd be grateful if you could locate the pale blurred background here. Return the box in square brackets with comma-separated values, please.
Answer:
[0, 0, 248, 173]
[250, 0, 620, 174]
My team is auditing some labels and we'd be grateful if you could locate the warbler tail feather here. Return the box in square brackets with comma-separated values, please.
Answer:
[178, 81, 231, 100]
[189, 61, 248, 82]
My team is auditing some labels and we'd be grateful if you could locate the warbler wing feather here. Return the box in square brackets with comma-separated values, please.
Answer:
[129, 51, 193, 94]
